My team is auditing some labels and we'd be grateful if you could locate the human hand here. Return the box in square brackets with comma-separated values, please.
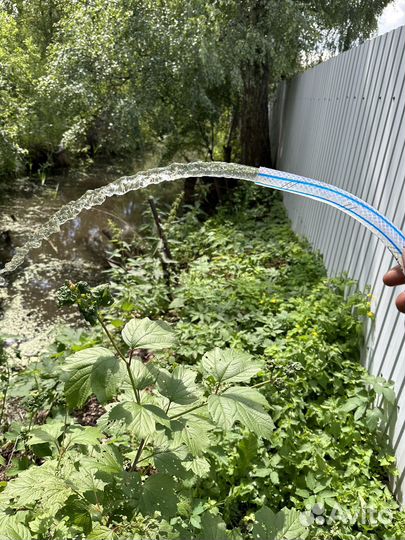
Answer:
[383, 250, 405, 313]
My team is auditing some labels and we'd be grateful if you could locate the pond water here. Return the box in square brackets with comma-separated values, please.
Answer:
[0, 163, 181, 359]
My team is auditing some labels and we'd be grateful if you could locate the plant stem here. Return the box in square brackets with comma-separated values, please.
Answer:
[97, 314, 140, 402]
[0, 363, 10, 431]
[165, 399, 172, 414]
[168, 402, 205, 420]
[126, 363, 141, 404]
[251, 378, 274, 389]
[130, 437, 147, 471]
[97, 314, 127, 363]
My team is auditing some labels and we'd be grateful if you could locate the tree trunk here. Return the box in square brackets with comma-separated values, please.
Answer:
[240, 60, 272, 168]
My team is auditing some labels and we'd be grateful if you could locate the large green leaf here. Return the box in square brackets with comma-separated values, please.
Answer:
[109, 401, 169, 438]
[172, 415, 214, 456]
[64, 426, 103, 448]
[128, 359, 157, 390]
[252, 506, 308, 540]
[28, 421, 65, 447]
[62, 498, 92, 536]
[157, 366, 200, 405]
[86, 446, 123, 475]
[121, 317, 174, 350]
[201, 348, 263, 385]
[64, 347, 120, 408]
[1, 523, 32, 540]
[88, 526, 117, 540]
[184, 456, 211, 477]
[197, 513, 229, 540]
[208, 387, 274, 439]
[4, 462, 73, 513]
[138, 474, 178, 519]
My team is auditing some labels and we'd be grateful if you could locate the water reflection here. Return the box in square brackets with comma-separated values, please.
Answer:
[0, 166, 181, 359]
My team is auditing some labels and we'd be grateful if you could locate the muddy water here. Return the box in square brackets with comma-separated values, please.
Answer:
[0, 164, 181, 360]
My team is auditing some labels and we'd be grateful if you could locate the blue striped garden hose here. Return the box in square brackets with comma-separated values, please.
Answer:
[256, 167, 405, 269]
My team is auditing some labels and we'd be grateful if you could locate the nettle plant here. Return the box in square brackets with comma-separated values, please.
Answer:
[0, 282, 307, 540]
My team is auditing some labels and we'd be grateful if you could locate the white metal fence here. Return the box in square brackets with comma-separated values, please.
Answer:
[272, 25, 405, 500]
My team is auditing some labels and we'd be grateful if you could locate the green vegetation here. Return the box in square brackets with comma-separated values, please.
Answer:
[0, 0, 390, 178]
[0, 185, 404, 539]
[0, 2, 401, 537]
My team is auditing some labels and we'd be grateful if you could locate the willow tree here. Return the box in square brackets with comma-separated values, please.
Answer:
[209, 0, 391, 167]
[0, 0, 391, 178]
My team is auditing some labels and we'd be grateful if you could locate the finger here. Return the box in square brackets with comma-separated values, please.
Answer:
[383, 265, 405, 286]
[395, 291, 405, 313]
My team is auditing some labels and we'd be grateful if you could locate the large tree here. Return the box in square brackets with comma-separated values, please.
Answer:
[208, 0, 390, 167]
[0, 0, 391, 177]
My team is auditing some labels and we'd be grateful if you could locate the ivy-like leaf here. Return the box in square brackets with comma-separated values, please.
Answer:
[64, 347, 120, 408]
[208, 387, 274, 439]
[121, 317, 174, 350]
[201, 347, 263, 385]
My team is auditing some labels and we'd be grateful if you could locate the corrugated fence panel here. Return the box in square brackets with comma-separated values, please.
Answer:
[275, 26, 405, 500]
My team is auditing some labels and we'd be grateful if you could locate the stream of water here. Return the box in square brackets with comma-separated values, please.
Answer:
[0, 161, 256, 360]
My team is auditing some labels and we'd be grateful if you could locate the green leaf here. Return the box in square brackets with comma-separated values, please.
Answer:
[157, 366, 200, 405]
[208, 387, 274, 439]
[172, 416, 214, 456]
[201, 347, 263, 384]
[88, 446, 123, 475]
[184, 456, 211, 477]
[138, 474, 178, 519]
[28, 422, 65, 446]
[121, 317, 174, 350]
[64, 347, 120, 408]
[62, 497, 92, 535]
[339, 395, 367, 413]
[253, 506, 308, 540]
[1, 523, 32, 540]
[365, 408, 383, 431]
[381, 385, 396, 405]
[366, 376, 396, 405]
[64, 426, 102, 447]
[153, 450, 189, 478]
[5, 462, 73, 512]
[88, 525, 117, 539]
[197, 513, 229, 540]
[128, 359, 156, 390]
[109, 402, 156, 438]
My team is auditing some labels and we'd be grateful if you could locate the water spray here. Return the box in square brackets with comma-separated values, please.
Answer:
[0, 161, 403, 286]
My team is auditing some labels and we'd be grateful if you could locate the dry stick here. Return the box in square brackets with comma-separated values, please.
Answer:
[148, 196, 173, 261]
[148, 196, 174, 298]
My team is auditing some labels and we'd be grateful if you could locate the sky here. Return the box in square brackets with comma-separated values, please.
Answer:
[377, 0, 405, 35]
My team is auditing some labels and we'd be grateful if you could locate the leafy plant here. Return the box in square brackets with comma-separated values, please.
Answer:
[0, 184, 404, 539]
